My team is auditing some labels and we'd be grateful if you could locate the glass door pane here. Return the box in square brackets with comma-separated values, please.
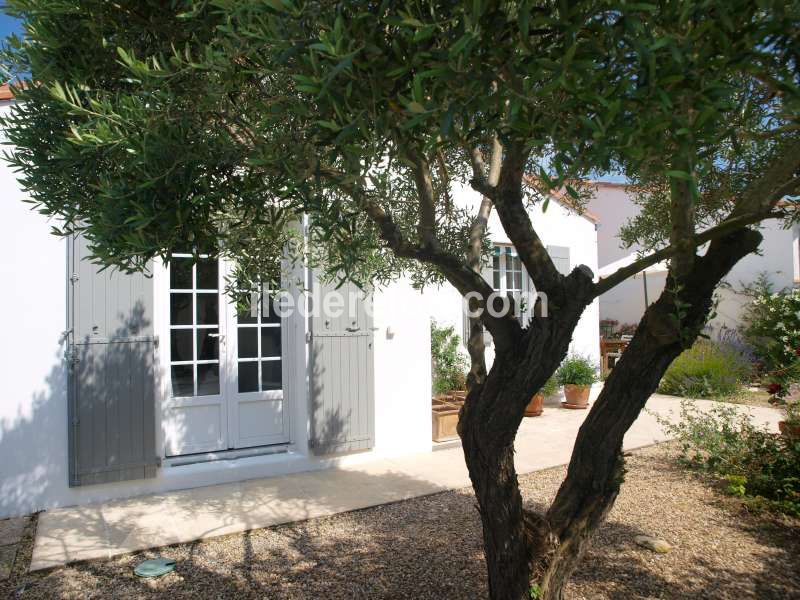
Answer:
[168, 254, 221, 397]
[235, 295, 283, 394]
[225, 286, 289, 450]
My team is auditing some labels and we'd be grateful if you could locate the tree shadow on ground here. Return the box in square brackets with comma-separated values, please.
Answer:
[565, 450, 800, 600]
[6, 448, 799, 599]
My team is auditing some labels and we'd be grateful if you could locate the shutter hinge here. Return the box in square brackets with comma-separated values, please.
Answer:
[305, 331, 312, 343]
[66, 348, 81, 367]
[69, 273, 80, 283]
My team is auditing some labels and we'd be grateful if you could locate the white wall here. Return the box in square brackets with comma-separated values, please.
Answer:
[587, 182, 641, 266]
[589, 184, 796, 333]
[0, 101, 71, 518]
[600, 273, 667, 328]
[711, 219, 795, 333]
[0, 173, 434, 519]
[0, 101, 594, 515]
[372, 278, 433, 456]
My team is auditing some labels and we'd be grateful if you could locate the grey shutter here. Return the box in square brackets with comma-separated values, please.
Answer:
[309, 276, 375, 454]
[547, 245, 571, 276]
[67, 235, 159, 486]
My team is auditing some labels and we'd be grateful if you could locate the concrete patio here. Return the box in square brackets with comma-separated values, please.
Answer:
[30, 394, 782, 572]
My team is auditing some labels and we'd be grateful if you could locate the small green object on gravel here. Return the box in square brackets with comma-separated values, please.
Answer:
[134, 557, 176, 578]
[634, 535, 672, 554]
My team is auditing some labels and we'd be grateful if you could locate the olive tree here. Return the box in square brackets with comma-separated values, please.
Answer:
[2, 1, 798, 598]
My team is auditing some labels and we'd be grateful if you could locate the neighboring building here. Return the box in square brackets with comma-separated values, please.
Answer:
[588, 182, 797, 335]
[0, 95, 599, 519]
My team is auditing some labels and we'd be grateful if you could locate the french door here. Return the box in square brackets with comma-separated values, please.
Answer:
[225, 290, 290, 449]
[162, 255, 290, 457]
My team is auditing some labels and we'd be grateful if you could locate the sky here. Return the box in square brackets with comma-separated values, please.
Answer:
[0, 7, 22, 41]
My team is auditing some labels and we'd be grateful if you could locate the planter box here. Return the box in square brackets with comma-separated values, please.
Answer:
[432, 392, 466, 442]
[432, 406, 461, 442]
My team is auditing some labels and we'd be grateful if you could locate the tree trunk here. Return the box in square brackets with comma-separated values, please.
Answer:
[458, 229, 761, 600]
[465, 315, 488, 389]
[538, 228, 763, 599]
[460, 356, 534, 600]
[459, 273, 593, 600]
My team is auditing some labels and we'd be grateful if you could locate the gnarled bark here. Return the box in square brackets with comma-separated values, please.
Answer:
[538, 228, 763, 599]
[459, 228, 762, 600]
[459, 272, 593, 600]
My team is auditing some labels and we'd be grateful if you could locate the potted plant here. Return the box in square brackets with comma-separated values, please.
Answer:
[525, 376, 558, 417]
[778, 400, 800, 439]
[557, 355, 598, 409]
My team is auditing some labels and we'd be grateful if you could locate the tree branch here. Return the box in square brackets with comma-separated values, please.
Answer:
[593, 209, 784, 297]
[492, 142, 564, 299]
[409, 152, 439, 250]
[596, 138, 800, 298]
[360, 195, 522, 345]
[467, 136, 502, 271]
[463, 136, 504, 389]
[468, 144, 497, 198]
[728, 138, 800, 218]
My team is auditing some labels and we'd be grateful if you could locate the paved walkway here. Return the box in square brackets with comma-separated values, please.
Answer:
[30, 395, 781, 571]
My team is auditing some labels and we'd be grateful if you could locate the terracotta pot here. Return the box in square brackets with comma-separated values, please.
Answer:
[525, 393, 544, 417]
[779, 421, 800, 439]
[562, 384, 590, 409]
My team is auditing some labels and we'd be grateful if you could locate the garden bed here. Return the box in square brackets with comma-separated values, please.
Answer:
[4, 444, 799, 599]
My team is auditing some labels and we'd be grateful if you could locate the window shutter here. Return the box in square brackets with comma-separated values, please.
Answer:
[547, 245, 571, 276]
[67, 235, 159, 486]
[309, 276, 375, 454]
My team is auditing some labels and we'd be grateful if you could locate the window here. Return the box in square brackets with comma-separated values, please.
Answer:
[491, 245, 531, 323]
[236, 293, 283, 394]
[168, 254, 220, 397]
[463, 244, 568, 342]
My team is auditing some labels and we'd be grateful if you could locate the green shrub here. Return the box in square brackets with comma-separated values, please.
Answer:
[556, 355, 598, 386]
[741, 277, 800, 399]
[431, 320, 469, 394]
[655, 400, 800, 516]
[658, 340, 752, 398]
[539, 376, 558, 397]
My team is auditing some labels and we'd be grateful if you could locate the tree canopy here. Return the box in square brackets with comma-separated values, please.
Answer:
[2, 0, 796, 299]
[2, 4, 799, 598]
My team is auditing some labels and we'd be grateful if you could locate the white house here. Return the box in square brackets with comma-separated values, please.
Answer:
[588, 182, 798, 335]
[0, 94, 600, 519]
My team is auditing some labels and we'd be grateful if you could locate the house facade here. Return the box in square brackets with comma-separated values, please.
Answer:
[427, 182, 601, 366]
[588, 182, 799, 335]
[0, 98, 600, 519]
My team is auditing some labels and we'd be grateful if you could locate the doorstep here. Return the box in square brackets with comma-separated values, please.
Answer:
[30, 395, 782, 571]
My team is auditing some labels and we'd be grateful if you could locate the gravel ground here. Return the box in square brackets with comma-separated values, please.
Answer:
[4, 443, 799, 599]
